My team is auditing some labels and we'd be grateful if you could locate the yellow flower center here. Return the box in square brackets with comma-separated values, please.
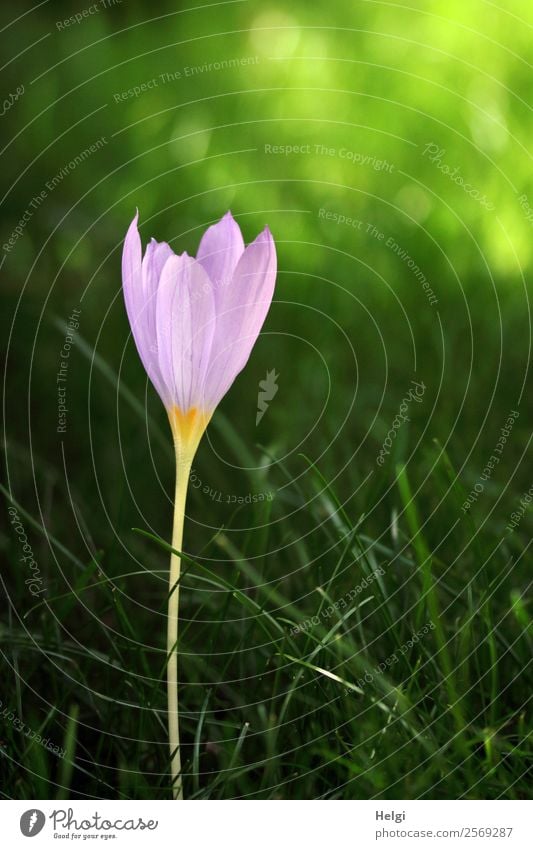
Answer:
[168, 406, 211, 459]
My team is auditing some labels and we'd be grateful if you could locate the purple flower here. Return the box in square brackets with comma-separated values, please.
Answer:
[122, 211, 277, 456]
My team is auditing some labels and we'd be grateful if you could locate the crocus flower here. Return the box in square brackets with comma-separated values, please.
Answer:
[122, 211, 276, 798]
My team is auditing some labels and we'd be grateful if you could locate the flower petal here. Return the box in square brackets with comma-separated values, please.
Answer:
[196, 211, 245, 287]
[155, 253, 217, 413]
[141, 236, 174, 341]
[122, 213, 171, 406]
[143, 237, 174, 295]
[203, 226, 276, 409]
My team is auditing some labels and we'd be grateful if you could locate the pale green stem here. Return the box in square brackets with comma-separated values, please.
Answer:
[167, 451, 192, 801]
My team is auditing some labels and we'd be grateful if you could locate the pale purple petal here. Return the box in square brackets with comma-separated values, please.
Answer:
[141, 237, 174, 344]
[122, 213, 172, 407]
[202, 227, 276, 410]
[143, 238, 174, 297]
[155, 254, 217, 411]
[196, 211, 245, 288]
[123, 210, 277, 421]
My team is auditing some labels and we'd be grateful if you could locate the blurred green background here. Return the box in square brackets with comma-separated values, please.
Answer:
[1, 0, 531, 800]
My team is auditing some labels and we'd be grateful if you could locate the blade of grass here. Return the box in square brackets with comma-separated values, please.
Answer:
[56, 703, 79, 800]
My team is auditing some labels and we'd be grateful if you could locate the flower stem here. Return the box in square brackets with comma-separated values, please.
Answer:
[167, 452, 192, 801]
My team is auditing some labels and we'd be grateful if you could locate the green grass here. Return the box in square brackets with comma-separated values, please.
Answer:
[1, 309, 530, 798]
